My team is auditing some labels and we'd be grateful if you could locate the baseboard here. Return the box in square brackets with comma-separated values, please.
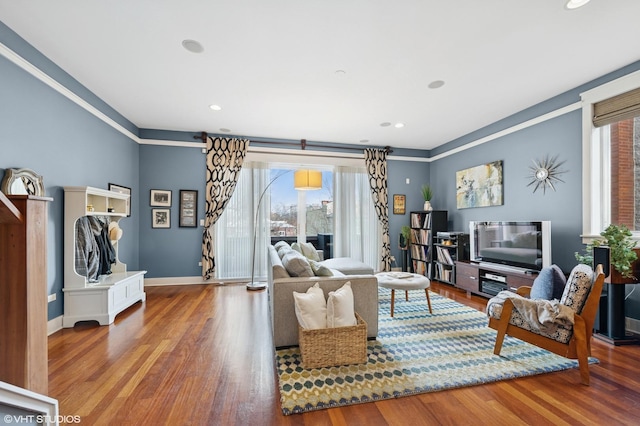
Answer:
[47, 316, 62, 336]
[143, 276, 247, 287]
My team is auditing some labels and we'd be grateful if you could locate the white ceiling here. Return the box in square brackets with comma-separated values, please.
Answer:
[2, 1, 640, 150]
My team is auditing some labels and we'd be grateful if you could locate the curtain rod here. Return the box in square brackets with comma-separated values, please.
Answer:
[193, 132, 393, 155]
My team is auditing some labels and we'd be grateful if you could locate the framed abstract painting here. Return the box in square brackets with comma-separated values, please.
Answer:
[456, 160, 503, 209]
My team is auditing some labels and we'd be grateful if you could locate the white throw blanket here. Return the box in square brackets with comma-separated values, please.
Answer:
[491, 291, 575, 333]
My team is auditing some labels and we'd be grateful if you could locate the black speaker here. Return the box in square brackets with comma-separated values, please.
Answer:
[593, 246, 611, 278]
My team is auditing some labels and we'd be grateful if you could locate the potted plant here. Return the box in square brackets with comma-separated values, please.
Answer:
[399, 225, 411, 249]
[575, 223, 638, 282]
[421, 184, 433, 211]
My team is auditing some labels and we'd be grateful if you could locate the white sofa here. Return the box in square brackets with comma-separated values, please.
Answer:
[268, 244, 378, 348]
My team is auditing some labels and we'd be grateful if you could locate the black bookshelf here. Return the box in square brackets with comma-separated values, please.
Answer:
[433, 232, 469, 285]
[408, 210, 447, 279]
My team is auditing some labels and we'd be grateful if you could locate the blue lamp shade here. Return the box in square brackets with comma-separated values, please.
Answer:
[294, 170, 322, 190]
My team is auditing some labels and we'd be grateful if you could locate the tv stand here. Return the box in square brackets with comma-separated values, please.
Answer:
[455, 261, 538, 298]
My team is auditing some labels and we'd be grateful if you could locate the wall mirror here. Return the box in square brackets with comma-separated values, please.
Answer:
[1, 168, 45, 196]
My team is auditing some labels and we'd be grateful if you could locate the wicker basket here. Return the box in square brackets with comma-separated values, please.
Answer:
[298, 312, 367, 369]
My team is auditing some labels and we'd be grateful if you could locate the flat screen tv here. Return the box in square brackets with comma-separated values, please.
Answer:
[469, 221, 551, 272]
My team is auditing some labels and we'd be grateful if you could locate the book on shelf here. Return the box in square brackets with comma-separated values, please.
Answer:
[411, 229, 419, 245]
[413, 260, 427, 275]
[434, 263, 453, 282]
[422, 213, 432, 229]
[411, 229, 431, 245]
[435, 246, 454, 265]
[411, 213, 421, 228]
[410, 211, 434, 229]
[411, 245, 419, 260]
[411, 244, 430, 261]
[421, 229, 430, 244]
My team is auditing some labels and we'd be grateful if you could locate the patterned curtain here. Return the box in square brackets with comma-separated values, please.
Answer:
[202, 136, 250, 279]
[364, 148, 391, 271]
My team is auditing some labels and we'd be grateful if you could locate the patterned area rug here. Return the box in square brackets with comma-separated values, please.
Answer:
[275, 287, 596, 415]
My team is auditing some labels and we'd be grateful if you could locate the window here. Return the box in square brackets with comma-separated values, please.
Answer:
[599, 118, 640, 230]
[581, 71, 640, 240]
[269, 168, 333, 242]
[214, 157, 379, 280]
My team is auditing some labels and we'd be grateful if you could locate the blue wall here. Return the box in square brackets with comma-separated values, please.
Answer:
[0, 22, 140, 320]
[430, 111, 583, 271]
[136, 131, 432, 277]
[3, 17, 640, 322]
[431, 60, 640, 319]
[387, 157, 429, 267]
[138, 140, 207, 278]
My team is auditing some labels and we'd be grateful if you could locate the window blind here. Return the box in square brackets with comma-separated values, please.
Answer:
[592, 86, 640, 127]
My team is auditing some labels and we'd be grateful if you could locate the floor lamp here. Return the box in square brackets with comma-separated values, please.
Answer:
[246, 169, 322, 291]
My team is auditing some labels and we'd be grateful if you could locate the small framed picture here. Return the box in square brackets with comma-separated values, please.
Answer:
[393, 194, 406, 215]
[109, 183, 131, 216]
[150, 189, 172, 207]
[179, 189, 198, 228]
[152, 208, 170, 228]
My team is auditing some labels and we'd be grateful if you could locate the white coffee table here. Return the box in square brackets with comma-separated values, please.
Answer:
[376, 272, 432, 317]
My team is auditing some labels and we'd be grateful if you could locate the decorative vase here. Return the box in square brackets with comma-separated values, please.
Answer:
[398, 234, 407, 249]
[423, 201, 432, 211]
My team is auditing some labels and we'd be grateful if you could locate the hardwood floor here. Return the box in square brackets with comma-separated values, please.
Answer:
[48, 282, 640, 425]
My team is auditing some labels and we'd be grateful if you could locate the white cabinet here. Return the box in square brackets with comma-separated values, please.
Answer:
[63, 186, 146, 328]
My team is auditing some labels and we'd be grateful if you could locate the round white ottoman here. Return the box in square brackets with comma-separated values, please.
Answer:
[376, 272, 432, 317]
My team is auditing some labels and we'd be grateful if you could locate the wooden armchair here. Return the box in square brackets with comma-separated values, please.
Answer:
[487, 264, 605, 385]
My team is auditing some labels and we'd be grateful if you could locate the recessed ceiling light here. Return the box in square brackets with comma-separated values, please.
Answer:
[335, 70, 346, 75]
[380, 122, 391, 127]
[209, 104, 222, 111]
[428, 80, 445, 89]
[395, 123, 405, 128]
[219, 128, 231, 133]
[565, 0, 590, 9]
[359, 139, 370, 144]
[182, 39, 204, 53]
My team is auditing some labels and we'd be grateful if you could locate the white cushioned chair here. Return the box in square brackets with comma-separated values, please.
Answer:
[486, 264, 605, 385]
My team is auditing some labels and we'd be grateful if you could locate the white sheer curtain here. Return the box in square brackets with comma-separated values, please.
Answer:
[215, 162, 379, 279]
[333, 166, 381, 271]
[214, 162, 270, 280]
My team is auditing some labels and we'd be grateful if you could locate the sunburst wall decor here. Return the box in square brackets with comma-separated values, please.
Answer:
[527, 155, 567, 194]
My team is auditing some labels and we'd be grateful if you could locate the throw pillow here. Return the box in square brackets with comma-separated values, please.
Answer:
[281, 250, 314, 277]
[550, 264, 567, 300]
[300, 242, 321, 262]
[530, 267, 555, 299]
[291, 242, 302, 254]
[293, 283, 327, 329]
[309, 259, 334, 277]
[560, 264, 594, 313]
[274, 241, 290, 251]
[277, 245, 293, 259]
[326, 282, 357, 328]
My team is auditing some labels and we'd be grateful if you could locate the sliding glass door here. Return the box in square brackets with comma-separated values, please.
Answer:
[214, 161, 379, 280]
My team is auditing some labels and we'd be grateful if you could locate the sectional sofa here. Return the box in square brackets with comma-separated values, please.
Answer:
[267, 243, 379, 348]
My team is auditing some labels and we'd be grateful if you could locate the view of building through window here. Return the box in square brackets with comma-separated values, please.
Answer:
[607, 117, 640, 231]
[269, 169, 333, 238]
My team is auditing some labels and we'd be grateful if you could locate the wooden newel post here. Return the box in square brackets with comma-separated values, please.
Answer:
[0, 192, 52, 394]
